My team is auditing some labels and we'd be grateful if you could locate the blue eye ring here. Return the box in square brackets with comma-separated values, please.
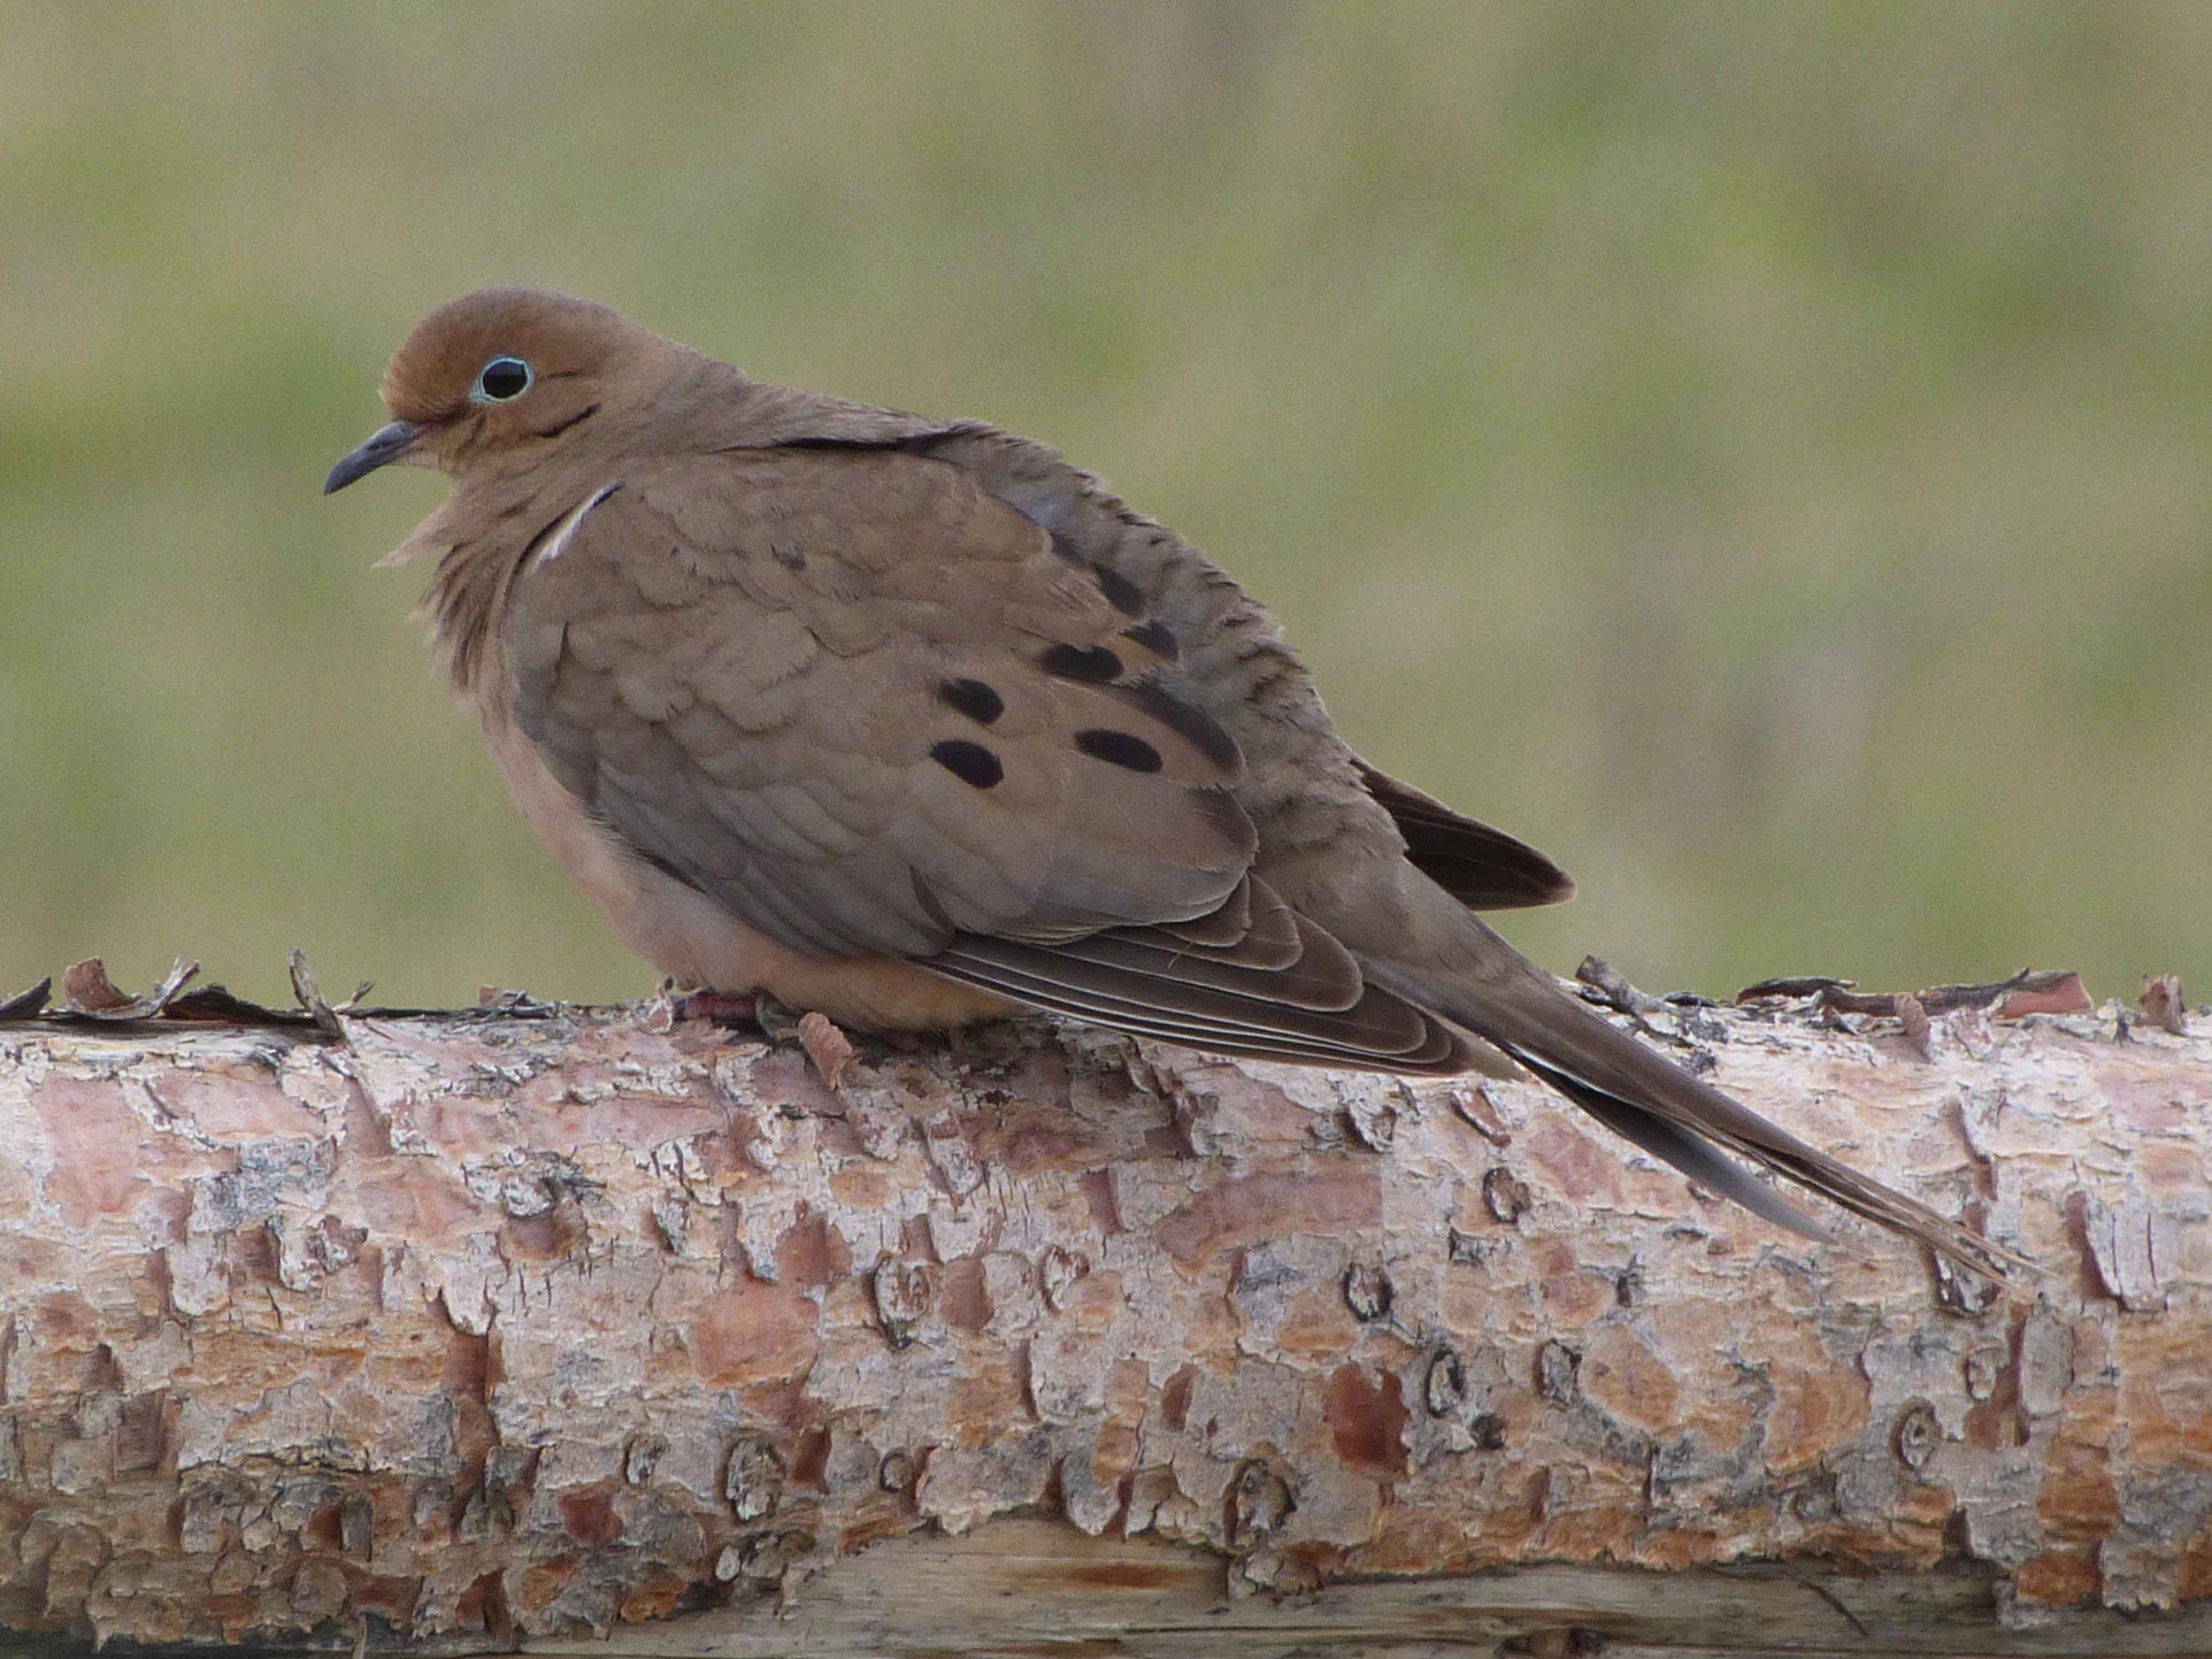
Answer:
[472, 356, 533, 403]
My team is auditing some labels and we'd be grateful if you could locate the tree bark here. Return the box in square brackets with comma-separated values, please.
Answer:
[0, 973, 2206, 1655]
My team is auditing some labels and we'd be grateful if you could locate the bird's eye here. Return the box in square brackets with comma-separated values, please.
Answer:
[472, 357, 533, 403]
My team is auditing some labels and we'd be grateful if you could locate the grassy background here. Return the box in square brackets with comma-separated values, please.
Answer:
[4, 3, 2207, 1010]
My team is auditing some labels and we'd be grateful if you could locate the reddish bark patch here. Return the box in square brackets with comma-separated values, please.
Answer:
[1962, 1363, 2027, 1452]
[618, 1573, 687, 1623]
[499, 1204, 581, 1263]
[1160, 1365, 1194, 1433]
[354, 1163, 483, 1241]
[167, 1073, 326, 1141]
[115, 1390, 165, 1474]
[30, 1289, 100, 1352]
[745, 1049, 841, 1119]
[440, 1336, 497, 1478]
[294, 1501, 335, 1555]
[1325, 1363, 1409, 1476]
[1007, 1552, 1216, 1596]
[456, 1571, 512, 1639]
[949, 1352, 1031, 1435]
[1529, 1235, 1615, 1329]
[840, 1511, 912, 1553]
[1639, 1527, 1722, 1569]
[740, 1372, 826, 1432]
[1079, 1169, 1122, 1235]
[349, 1575, 422, 1621]
[689, 1278, 820, 1385]
[1580, 1326, 1679, 1432]
[534, 1094, 726, 1154]
[987, 1117, 1090, 1176]
[940, 1257, 992, 1333]
[558, 1485, 623, 1548]
[2016, 1548, 2101, 1608]
[1749, 1331, 1871, 1473]
[1156, 1166, 1379, 1266]
[2179, 1536, 2212, 1601]
[2038, 1445, 2121, 1537]
[1092, 1422, 1140, 1489]
[900, 1214, 940, 1262]
[1518, 1117, 1625, 1209]
[2108, 1078, 2192, 1137]
[776, 1205, 850, 1287]
[515, 1557, 574, 1615]
[445, 1329, 493, 1401]
[1104, 1356, 1151, 1421]
[1999, 973, 2092, 1018]
[789, 1425, 832, 1490]
[34, 1079, 142, 1227]
[1059, 1562, 1188, 1590]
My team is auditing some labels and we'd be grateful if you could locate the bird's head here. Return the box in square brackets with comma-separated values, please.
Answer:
[324, 287, 672, 495]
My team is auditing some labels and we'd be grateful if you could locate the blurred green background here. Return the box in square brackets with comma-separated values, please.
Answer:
[4, 3, 2207, 1010]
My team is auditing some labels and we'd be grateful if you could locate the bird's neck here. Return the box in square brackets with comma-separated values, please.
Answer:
[418, 466, 588, 697]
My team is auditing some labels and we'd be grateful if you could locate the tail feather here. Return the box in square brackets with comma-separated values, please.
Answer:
[1508, 1048, 1832, 1240]
[1363, 933, 2032, 1280]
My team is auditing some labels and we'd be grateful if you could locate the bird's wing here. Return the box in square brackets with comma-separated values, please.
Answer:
[1354, 761, 1576, 910]
[504, 443, 1472, 1071]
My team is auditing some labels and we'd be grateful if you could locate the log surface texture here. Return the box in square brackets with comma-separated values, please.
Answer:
[0, 979, 2206, 1656]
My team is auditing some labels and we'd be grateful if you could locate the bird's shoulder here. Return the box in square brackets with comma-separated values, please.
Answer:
[513, 437, 1123, 648]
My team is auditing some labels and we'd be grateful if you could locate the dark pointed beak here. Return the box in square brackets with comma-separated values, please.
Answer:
[323, 419, 424, 495]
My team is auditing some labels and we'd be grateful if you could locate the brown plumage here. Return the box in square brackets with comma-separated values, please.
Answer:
[327, 287, 2024, 1277]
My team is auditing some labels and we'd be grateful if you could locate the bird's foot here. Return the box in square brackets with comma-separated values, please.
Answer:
[668, 982, 864, 1100]
[744, 989, 803, 1042]
[678, 987, 763, 1027]
[729, 990, 860, 1094]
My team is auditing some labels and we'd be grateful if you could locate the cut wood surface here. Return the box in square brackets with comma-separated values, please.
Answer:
[0, 965, 2206, 1655]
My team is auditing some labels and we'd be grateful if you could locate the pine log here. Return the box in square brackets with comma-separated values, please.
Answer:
[0, 974, 2206, 1656]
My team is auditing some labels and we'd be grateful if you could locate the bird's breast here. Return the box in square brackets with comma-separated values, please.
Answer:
[472, 690, 1018, 1030]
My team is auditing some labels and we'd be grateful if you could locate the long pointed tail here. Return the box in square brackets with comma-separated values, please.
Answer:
[1362, 922, 2031, 1279]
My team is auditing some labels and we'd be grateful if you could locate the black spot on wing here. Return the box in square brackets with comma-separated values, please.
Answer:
[1040, 643, 1124, 683]
[1094, 565, 1147, 617]
[1122, 618, 1178, 661]
[1045, 527, 1145, 616]
[938, 678, 1005, 724]
[1047, 527, 1087, 565]
[931, 739, 1005, 789]
[1118, 677, 1241, 773]
[1073, 729, 1163, 773]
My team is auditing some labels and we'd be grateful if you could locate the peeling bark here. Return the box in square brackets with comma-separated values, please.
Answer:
[0, 979, 2206, 1655]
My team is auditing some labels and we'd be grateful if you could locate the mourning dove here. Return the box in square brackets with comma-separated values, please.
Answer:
[326, 288, 2018, 1276]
